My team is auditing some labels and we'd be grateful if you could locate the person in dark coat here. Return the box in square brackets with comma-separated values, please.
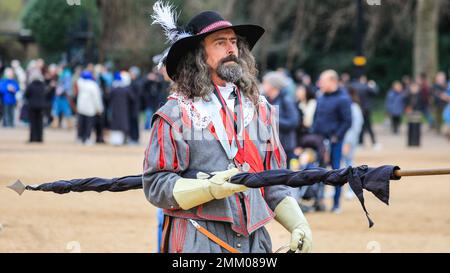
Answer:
[385, 81, 406, 134]
[97, 65, 113, 130]
[432, 72, 448, 134]
[416, 73, 435, 129]
[157, 69, 171, 108]
[351, 75, 379, 148]
[405, 82, 426, 113]
[93, 67, 108, 144]
[312, 70, 352, 213]
[24, 72, 47, 143]
[405, 81, 426, 146]
[142, 70, 170, 130]
[43, 65, 58, 127]
[263, 71, 300, 169]
[109, 72, 133, 144]
[143, 71, 160, 130]
[128, 67, 143, 144]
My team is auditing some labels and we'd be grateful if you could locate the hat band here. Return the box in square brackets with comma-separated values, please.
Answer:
[198, 20, 233, 35]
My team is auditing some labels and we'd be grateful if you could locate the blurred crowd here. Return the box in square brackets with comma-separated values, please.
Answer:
[385, 72, 450, 138]
[0, 59, 171, 145]
[260, 69, 378, 213]
[1, 59, 449, 213]
[259, 68, 450, 213]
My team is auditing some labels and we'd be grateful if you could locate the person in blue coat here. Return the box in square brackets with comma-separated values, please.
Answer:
[0, 68, 20, 128]
[263, 71, 300, 169]
[312, 70, 352, 213]
[385, 81, 406, 134]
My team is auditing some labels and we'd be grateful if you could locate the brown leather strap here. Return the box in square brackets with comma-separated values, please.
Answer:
[189, 219, 240, 254]
[160, 215, 172, 253]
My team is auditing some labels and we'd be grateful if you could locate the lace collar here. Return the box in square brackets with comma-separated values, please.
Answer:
[169, 92, 258, 130]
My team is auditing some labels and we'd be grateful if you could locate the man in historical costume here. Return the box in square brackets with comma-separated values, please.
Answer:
[143, 2, 313, 253]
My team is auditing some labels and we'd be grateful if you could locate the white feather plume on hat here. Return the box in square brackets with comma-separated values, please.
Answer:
[151, 1, 192, 69]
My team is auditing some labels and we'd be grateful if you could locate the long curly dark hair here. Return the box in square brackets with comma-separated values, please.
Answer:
[171, 36, 260, 105]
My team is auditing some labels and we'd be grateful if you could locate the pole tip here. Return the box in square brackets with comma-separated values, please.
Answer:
[7, 180, 26, 196]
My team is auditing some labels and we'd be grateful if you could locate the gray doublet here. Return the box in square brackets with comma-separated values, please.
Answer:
[143, 92, 294, 253]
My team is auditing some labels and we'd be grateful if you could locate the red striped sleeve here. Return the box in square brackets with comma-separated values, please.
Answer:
[144, 124, 157, 170]
[158, 119, 166, 170]
[169, 128, 179, 171]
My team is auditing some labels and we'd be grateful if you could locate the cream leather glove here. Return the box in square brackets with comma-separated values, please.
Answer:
[275, 196, 313, 253]
[173, 168, 247, 210]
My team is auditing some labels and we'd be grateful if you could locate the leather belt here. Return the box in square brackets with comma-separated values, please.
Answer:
[189, 219, 240, 253]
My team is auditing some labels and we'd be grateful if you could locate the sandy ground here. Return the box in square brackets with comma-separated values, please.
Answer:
[0, 124, 449, 253]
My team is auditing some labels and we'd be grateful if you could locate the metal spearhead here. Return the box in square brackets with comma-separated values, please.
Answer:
[7, 180, 27, 196]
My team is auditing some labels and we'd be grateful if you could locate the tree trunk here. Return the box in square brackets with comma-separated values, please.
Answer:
[97, 0, 123, 63]
[414, 0, 440, 82]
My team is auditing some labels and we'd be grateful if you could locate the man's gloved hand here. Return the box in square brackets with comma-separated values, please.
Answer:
[173, 168, 247, 210]
[208, 168, 248, 199]
[275, 196, 313, 253]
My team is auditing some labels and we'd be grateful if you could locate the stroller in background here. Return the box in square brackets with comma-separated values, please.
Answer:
[291, 133, 329, 213]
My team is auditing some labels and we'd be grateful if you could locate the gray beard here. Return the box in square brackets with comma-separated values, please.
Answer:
[216, 62, 243, 83]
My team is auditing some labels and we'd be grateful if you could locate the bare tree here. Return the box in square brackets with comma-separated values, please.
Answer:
[246, 0, 294, 70]
[96, 0, 153, 67]
[97, 0, 124, 63]
[364, 0, 414, 59]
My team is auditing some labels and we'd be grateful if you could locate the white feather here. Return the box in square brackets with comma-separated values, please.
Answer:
[176, 31, 192, 40]
[151, 1, 193, 44]
[151, 1, 180, 43]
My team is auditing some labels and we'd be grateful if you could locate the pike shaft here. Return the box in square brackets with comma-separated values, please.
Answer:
[395, 168, 450, 177]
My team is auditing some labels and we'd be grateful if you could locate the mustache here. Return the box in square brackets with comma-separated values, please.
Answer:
[219, 55, 240, 66]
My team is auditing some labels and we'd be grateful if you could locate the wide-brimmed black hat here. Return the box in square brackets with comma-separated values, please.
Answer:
[161, 10, 265, 80]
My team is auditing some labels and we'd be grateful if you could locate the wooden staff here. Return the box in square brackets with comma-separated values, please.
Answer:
[395, 168, 450, 178]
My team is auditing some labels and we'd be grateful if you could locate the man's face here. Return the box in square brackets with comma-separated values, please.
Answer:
[204, 28, 238, 70]
[393, 82, 402, 92]
[436, 73, 446, 85]
[296, 86, 306, 102]
[262, 80, 278, 98]
[204, 28, 242, 83]
[410, 83, 419, 94]
[302, 75, 311, 86]
[318, 74, 337, 93]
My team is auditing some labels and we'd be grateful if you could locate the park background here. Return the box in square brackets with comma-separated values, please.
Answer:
[0, 0, 449, 253]
[1, 0, 450, 95]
